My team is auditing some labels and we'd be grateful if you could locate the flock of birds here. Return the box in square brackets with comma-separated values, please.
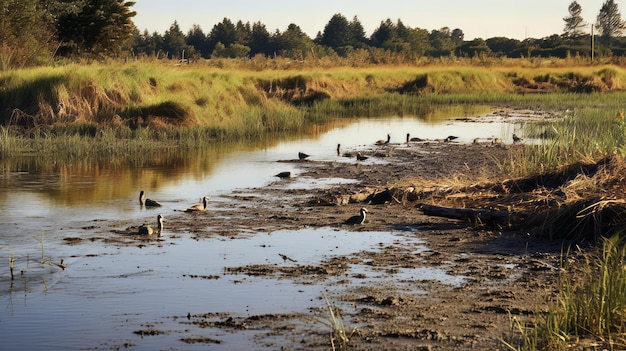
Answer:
[133, 131, 523, 237]
[134, 190, 209, 237]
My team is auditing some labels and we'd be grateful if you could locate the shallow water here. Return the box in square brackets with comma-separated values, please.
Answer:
[0, 113, 520, 350]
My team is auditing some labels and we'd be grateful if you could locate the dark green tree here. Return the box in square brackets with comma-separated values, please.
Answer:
[186, 24, 209, 58]
[595, 0, 626, 46]
[370, 19, 396, 47]
[234, 20, 252, 46]
[486, 37, 523, 57]
[451, 28, 465, 46]
[456, 38, 490, 57]
[132, 29, 163, 57]
[207, 18, 237, 53]
[163, 21, 190, 59]
[564, 1, 588, 38]
[428, 27, 456, 56]
[249, 21, 271, 56]
[274, 23, 314, 59]
[348, 16, 367, 49]
[320, 13, 350, 49]
[56, 0, 137, 57]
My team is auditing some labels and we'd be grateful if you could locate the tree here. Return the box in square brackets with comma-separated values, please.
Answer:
[0, 0, 57, 68]
[249, 21, 271, 56]
[186, 24, 209, 58]
[348, 16, 367, 49]
[428, 27, 456, 56]
[370, 19, 396, 47]
[563, 1, 588, 38]
[274, 23, 314, 59]
[595, 0, 626, 46]
[56, 0, 137, 58]
[320, 13, 350, 50]
[207, 18, 237, 53]
[163, 21, 189, 59]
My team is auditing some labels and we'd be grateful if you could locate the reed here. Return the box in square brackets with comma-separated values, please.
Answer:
[322, 291, 352, 351]
[509, 235, 626, 350]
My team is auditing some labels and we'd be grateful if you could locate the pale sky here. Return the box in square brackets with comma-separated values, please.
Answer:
[132, 0, 604, 40]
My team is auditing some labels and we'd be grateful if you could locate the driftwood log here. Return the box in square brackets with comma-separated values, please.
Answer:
[420, 204, 518, 226]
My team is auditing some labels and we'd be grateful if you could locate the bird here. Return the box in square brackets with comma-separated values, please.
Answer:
[356, 153, 369, 161]
[137, 214, 163, 236]
[279, 253, 297, 262]
[185, 196, 208, 212]
[298, 152, 310, 160]
[336, 144, 341, 156]
[275, 171, 291, 178]
[444, 135, 458, 142]
[344, 207, 368, 225]
[407, 133, 424, 142]
[139, 190, 162, 207]
[375, 134, 391, 145]
[512, 134, 522, 143]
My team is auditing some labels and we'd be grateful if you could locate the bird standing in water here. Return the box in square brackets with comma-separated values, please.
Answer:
[298, 152, 310, 160]
[336, 144, 341, 156]
[139, 190, 162, 207]
[344, 208, 368, 225]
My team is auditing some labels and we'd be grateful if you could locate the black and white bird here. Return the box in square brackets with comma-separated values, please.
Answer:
[139, 190, 162, 207]
[138, 214, 163, 236]
[444, 135, 458, 142]
[344, 208, 368, 225]
[512, 134, 523, 143]
[298, 152, 310, 160]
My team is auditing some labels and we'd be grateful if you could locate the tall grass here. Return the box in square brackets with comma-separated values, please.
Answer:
[508, 235, 626, 350]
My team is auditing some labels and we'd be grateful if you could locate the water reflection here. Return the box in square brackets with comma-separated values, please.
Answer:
[0, 114, 521, 243]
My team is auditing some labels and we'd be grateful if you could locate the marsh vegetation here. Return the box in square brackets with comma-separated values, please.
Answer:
[3, 59, 626, 350]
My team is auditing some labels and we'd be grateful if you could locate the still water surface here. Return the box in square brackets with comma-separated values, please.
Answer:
[0, 114, 519, 350]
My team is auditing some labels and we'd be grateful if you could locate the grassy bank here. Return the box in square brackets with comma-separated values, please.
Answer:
[2, 61, 626, 164]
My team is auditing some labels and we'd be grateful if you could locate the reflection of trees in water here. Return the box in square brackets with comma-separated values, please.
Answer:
[0, 126, 332, 205]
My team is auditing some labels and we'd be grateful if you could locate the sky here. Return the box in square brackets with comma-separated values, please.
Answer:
[132, 0, 604, 41]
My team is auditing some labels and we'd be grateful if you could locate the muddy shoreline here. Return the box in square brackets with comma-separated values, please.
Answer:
[66, 137, 566, 350]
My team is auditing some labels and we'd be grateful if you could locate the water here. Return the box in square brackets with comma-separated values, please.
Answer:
[0, 114, 520, 350]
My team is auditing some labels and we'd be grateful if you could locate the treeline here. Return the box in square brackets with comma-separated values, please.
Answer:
[133, 15, 603, 63]
[2, 0, 626, 69]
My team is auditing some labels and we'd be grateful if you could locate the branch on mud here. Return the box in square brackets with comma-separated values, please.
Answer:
[419, 204, 525, 227]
